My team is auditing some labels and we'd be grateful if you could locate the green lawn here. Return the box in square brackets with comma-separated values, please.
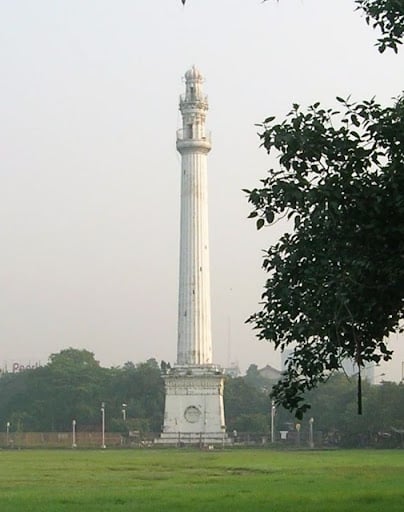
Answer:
[0, 449, 403, 511]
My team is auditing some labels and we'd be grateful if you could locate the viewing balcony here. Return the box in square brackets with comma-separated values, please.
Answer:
[176, 129, 212, 152]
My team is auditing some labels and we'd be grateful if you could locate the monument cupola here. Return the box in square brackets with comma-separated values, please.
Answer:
[184, 65, 204, 101]
[177, 66, 210, 148]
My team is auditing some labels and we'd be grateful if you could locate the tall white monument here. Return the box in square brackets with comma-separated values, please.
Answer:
[158, 67, 226, 445]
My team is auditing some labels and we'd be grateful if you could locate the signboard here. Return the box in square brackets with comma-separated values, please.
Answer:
[0, 361, 41, 374]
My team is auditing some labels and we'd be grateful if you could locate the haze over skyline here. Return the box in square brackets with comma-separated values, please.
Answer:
[1, 1, 403, 381]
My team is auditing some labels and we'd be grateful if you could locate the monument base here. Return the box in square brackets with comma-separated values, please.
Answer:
[156, 365, 229, 446]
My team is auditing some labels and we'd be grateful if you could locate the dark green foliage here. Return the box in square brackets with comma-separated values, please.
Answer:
[106, 358, 165, 432]
[224, 369, 404, 445]
[244, 364, 272, 391]
[0, 349, 164, 433]
[45, 349, 107, 430]
[1, 349, 404, 445]
[246, 96, 404, 418]
[355, 0, 404, 53]
[0, 349, 106, 431]
[307, 375, 404, 447]
[224, 376, 270, 432]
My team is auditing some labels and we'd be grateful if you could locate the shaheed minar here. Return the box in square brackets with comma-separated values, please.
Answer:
[158, 67, 227, 445]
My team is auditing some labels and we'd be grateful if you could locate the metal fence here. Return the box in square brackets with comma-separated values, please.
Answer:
[6, 429, 401, 449]
[0, 430, 323, 449]
[0, 432, 124, 449]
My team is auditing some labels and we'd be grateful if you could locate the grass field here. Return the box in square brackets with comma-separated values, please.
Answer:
[0, 448, 403, 511]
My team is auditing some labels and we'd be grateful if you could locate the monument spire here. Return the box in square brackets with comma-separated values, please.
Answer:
[176, 65, 212, 366]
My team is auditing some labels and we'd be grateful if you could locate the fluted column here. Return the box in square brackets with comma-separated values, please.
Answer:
[176, 66, 212, 366]
[177, 149, 212, 365]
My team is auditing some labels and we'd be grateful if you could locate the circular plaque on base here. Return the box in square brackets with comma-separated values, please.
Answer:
[184, 406, 201, 423]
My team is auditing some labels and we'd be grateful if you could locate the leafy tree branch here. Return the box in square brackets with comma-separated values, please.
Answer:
[246, 96, 404, 418]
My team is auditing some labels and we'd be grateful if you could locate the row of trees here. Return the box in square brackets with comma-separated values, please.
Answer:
[1, 348, 403, 446]
[0, 349, 164, 433]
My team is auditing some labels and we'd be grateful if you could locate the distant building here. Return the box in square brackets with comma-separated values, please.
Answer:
[224, 363, 241, 378]
[258, 364, 282, 381]
[243, 363, 282, 393]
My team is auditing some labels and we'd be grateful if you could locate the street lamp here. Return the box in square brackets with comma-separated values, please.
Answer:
[309, 417, 314, 449]
[296, 423, 301, 446]
[6, 422, 10, 447]
[270, 400, 276, 443]
[122, 403, 127, 422]
[101, 402, 106, 449]
[72, 419, 77, 448]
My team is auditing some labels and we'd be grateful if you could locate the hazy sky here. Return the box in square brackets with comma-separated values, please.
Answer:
[1, 0, 403, 381]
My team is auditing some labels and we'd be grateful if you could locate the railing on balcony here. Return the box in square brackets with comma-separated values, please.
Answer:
[180, 93, 208, 104]
[176, 129, 211, 144]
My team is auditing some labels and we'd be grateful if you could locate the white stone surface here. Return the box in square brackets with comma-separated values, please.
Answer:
[176, 66, 212, 366]
[159, 366, 226, 445]
[158, 67, 227, 445]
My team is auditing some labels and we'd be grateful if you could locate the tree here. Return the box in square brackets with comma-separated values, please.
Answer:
[44, 348, 108, 430]
[0, 349, 105, 431]
[102, 358, 165, 433]
[246, 95, 404, 418]
[302, 375, 404, 447]
[0, 351, 165, 433]
[234, 0, 404, 419]
[355, 0, 404, 53]
[224, 376, 270, 432]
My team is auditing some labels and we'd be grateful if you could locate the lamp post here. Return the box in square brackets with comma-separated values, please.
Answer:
[101, 402, 106, 449]
[270, 400, 276, 443]
[122, 403, 127, 422]
[309, 417, 314, 449]
[6, 421, 10, 447]
[296, 423, 301, 446]
[72, 419, 77, 448]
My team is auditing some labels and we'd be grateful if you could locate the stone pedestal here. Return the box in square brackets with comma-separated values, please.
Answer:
[157, 366, 228, 445]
